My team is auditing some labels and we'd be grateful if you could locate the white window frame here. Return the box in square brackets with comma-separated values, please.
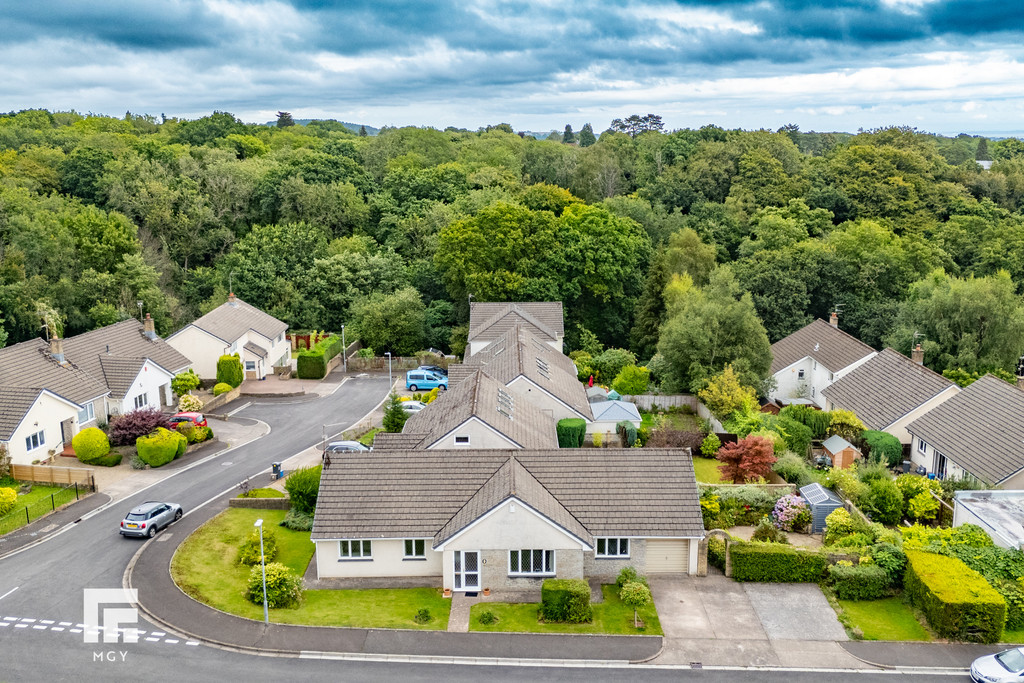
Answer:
[918, 440, 928, 455]
[338, 539, 372, 560]
[133, 393, 148, 410]
[797, 369, 805, 380]
[454, 435, 470, 446]
[596, 538, 630, 558]
[404, 539, 426, 559]
[508, 549, 555, 576]
[77, 402, 95, 424]
[245, 361, 256, 370]
[25, 430, 45, 451]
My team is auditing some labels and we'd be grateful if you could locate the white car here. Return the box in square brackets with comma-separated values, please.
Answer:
[972, 647, 1024, 682]
[401, 401, 426, 413]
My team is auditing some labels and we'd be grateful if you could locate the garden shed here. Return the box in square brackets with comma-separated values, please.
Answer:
[800, 483, 844, 533]
[822, 434, 861, 470]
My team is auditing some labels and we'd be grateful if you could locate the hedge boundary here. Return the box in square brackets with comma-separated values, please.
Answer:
[904, 549, 1006, 643]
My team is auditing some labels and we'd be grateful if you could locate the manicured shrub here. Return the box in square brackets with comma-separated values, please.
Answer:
[213, 382, 233, 397]
[828, 562, 890, 600]
[901, 523, 994, 550]
[296, 351, 327, 379]
[771, 494, 811, 532]
[612, 365, 650, 395]
[556, 418, 586, 448]
[195, 426, 213, 442]
[72, 427, 111, 464]
[177, 394, 203, 412]
[413, 608, 432, 624]
[772, 452, 818, 487]
[707, 536, 727, 570]
[908, 492, 939, 521]
[752, 516, 789, 543]
[616, 566, 639, 589]
[176, 421, 197, 443]
[869, 542, 908, 588]
[237, 527, 278, 565]
[171, 370, 201, 397]
[862, 478, 904, 526]
[108, 408, 172, 446]
[701, 433, 721, 458]
[284, 465, 322, 515]
[938, 545, 1024, 629]
[216, 354, 244, 388]
[779, 404, 831, 439]
[136, 428, 185, 468]
[616, 420, 638, 447]
[729, 541, 827, 582]
[903, 549, 1006, 643]
[90, 451, 123, 467]
[246, 562, 303, 608]
[862, 430, 903, 467]
[823, 508, 873, 546]
[777, 417, 813, 456]
[478, 610, 497, 625]
[827, 409, 865, 441]
[174, 431, 187, 458]
[0, 487, 17, 516]
[541, 578, 592, 623]
[620, 580, 652, 628]
[280, 508, 314, 531]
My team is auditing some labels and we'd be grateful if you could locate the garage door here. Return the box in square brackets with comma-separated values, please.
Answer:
[646, 539, 689, 573]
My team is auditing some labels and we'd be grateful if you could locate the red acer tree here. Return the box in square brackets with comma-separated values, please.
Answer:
[716, 435, 777, 484]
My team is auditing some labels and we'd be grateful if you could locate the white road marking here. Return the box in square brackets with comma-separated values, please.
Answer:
[3, 616, 17, 621]
[0, 622, 9, 627]
[14, 623, 27, 628]
[40, 620, 54, 624]
[59, 621, 71, 626]
[70, 629, 81, 633]
[21, 618, 35, 623]
[32, 625, 46, 630]
[226, 402, 252, 417]
[151, 631, 165, 636]
[165, 639, 178, 644]
[186, 641, 200, 646]
[145, 637, 159, 642]
[0, 586, 19, 601]
[51, 627, 64, 632]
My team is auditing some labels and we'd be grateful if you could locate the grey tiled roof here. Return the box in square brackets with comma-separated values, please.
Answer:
[0, 387, 46, 441]
[822, 348, 957, 430]
[63, 319, 192, 387]
[468, 302, 564, 342]
[434, 456, 593, 547]
[312, 449, 704, 541]
[462, 325, 591, 419]
[770, 319, 876, 375]
[371, 432, 426, 450]
[98, 356, 149, 399]
[172, 296, 287, 344]
[401, 369, 558, 449]
[243, 341, 268, 359]
[905, 375, 1024, 485]
[0, 339, 108, 406]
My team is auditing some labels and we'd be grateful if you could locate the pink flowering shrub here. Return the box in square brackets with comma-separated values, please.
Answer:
[772, 494, 812, 533]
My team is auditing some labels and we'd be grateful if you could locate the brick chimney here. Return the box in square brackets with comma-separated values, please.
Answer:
[50, 336, 65, 364]
[911, 343, 924, 365]
[228, 292, 237, 306]
[143, 313, 157, 340]
[829, 311, 839, 328]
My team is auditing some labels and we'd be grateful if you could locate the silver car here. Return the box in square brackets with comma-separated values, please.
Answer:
[401, 401, 426, 413]
[119, 501, 183, 538]
[971, 646, 1024, 682]
[325, 440, 371, 453]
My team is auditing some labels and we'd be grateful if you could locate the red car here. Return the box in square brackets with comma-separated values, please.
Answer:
[169, 412, 207, 428]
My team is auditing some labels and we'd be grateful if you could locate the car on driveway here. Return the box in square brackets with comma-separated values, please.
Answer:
[324, 440, 371, 453]
[120, 501, 183, 538]
[406, 370, 447, 392]
[401, 401, 426, 413]
[169, 411, 207, 428]
[417, 364, 447, 377]
[971, 646, 1024, 682]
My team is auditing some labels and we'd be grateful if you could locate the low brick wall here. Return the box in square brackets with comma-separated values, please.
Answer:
[227, 497, 291, 509]
[203, 385, 242, 412]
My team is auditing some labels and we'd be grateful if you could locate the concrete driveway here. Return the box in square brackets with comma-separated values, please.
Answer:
[649, 573, 873, 669]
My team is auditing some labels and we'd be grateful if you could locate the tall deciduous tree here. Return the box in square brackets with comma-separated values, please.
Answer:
[350, 287, 426, 355]
[698, 364, 757, 421]
[610, 114, 664, 138]
[276, 111, 295, 128]
[716, 435, 776, 484]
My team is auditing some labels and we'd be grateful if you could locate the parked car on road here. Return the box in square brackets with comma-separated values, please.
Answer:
[401, 401, 427, 413]
[324, 440, 371, 453]
[120, 501, 183, 538]
[972, 647, 1024, 682]
[417, 364, 447, 377]
[406, 370, 447, 392]
[169, 411, 207, 428]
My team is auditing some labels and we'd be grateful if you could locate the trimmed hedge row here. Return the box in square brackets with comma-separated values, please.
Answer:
[904, 550, 1006, 643]
[136, 427, 187, 468]
[556, 418, 586, 448]
[541, 578, 592, 623]
[295, 335, 343, 380]
[828, 563, 890, 600]
[730, 541, 828, 582]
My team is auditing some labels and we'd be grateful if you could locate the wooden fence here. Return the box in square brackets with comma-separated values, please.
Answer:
[346, 356, 447, 373]
[11, 464, 95, 489]
[622, 394, 698, 411]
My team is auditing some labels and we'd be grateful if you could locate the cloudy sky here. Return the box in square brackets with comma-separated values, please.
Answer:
[3, 0, 1024, 135]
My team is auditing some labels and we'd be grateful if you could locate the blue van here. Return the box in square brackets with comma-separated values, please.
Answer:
[406, 370, 448, 392]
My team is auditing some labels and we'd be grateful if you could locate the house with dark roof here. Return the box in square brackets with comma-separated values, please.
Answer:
[769, 314, 877, 409]
[166, 293, 289, 381]
[589, 399, 642, 436]
[905, 374, 1024, 488]
[393, 369, 558, 450]
[822, 347, 960, 444]
[467, 301, 564, 357]
[311, 449, 704, 590]
[451, 324, 591, 422]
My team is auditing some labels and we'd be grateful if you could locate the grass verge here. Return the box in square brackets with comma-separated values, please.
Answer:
[469, 585, 661, 635]
[237, 488, 285, 498]
[836, 598, 932, 641]
[1004, 629, 1024, 644]
[171, 507, 449, 629]
[693, 456, 727, 484]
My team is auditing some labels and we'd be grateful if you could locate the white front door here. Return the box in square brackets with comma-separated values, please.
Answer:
[453, 550, 480, 591]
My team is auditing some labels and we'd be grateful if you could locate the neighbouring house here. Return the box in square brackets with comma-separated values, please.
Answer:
[953, 490, 1024, 550]
[166, 293, 289, 381]
[384, 369, 558, 450]
[905, 374, 1024, 487]
[822, 347, 960, 445]
[466, 302, 564, 357]
[586, 386, 609, 403]
[450, 324, 591, 422]
[822, 434, 861, 470]
[588, 400, 642, 436]
[0, 383, 103, 466]
[769, 314, 877, 409]
[310, 449, 704, 591]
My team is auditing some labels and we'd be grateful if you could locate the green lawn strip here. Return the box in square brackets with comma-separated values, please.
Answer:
[837, 598, 932, 641]
[15, 484, 66, 508]
[469, 585, 661, 635]
[1004, 629, 1024, 644]
[171, 507, 448, 629]
[693, 456, 727, 484]
[237, 488, 285, 498]
[359, 428, 382, 446]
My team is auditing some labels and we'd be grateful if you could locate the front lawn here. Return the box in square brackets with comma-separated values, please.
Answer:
[469, 584, 661, 635]
[693, 456, 727, 484]
[1004, 629, 1024, 644]
[13, 484, 65, 508]
[0, 483, 77, 535]
[640, 411, 699, 432]
[237, 487, 285, 498]
[837, 598, 932, 641]
[171, 508, 449, 629]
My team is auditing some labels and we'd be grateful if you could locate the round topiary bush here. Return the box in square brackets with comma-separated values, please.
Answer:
[177, 394, 203, 412]
[213, 382, 233, 397]
[0, 487, 17, 516]
[246, 562, 303, 608]
[136, 427, 184, 468]
[72, 427, 111, 464]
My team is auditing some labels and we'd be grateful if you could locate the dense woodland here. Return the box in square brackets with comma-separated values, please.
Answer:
[2, 109, 1024, 394]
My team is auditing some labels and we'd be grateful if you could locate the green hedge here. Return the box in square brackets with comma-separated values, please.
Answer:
[136, 427, 185, 468]
[213, 382, 234, 396]
[556, 418, 586, 448]
[904, 550, 1006, 643]
[296, 351, 327, 379]
[707, 536, 727, 571]
[541, 578, 592, 623]
[828, 563, 890, 600]
[72, 427, 111, 464]
[316, 335, 342, 361]
[862, 430, 903, 467]
[616, 420, 638, 447]
[730, 541, 827, 582]
[217, 354, 244, 387]
[90, 451, 123, 467]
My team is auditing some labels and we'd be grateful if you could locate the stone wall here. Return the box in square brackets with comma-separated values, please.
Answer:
[478, 548, 584, 590]
[582, 539, 647, 579]
[203, 385, 242, 413]
[227, 497, 291, 509]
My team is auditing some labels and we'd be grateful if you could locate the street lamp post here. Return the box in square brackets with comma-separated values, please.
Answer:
[385, 351, 392, 389]
[254, 519, 269, 624]
[341, 325, 346, 373]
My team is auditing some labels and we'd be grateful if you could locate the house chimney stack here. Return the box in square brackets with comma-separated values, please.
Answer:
[228, 292, 237, 306]
[50, 336, 65, 364]
[143, 313, 157, 340]
[912, 343, 924, 365]
[829, 311, 839, 328]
